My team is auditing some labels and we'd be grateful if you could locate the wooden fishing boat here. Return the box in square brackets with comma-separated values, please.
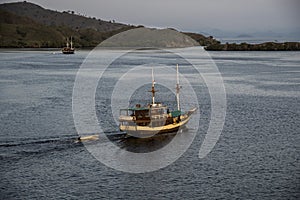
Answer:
[119, 65, 197, 138]
[62, 36, 75, 54]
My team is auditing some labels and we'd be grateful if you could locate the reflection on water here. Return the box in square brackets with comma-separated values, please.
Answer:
[110, 129, 191, 153]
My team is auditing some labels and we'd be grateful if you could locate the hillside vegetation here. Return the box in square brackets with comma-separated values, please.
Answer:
[182, 32, 220, 47]
[0, 1, 137, 47]
[100, 27, 199, 48]
[0, 1, 127, 32]
[0, 1, 218, 48]
[204, 42, 300, 51]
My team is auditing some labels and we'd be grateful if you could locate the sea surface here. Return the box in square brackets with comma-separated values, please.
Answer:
[0, 48, 299, 199]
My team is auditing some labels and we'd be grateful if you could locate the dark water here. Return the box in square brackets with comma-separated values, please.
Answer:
[0, 49, 299, 199]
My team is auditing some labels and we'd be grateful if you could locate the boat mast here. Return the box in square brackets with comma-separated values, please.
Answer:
[150, 68, 157, 104]
[66, 37, 69, 48]
[176, 64, 181, 111]
[70, 36, 73, 49]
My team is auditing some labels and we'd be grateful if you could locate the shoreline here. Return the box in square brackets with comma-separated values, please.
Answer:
[204, 41, 300, 51]
[1, 45, 300, 51]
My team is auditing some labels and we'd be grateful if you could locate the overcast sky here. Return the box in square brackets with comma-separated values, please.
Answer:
[1, 0, 300, 35]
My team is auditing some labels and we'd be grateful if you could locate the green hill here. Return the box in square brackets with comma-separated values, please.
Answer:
[0, 1, 217, 48]
[182, 32, 220, 47]
[100, 27, 199, 48]
[0, 1, 136, 48]
[0, 9, 65, 47]
[1, 1, 299, 50]
[0, 1, 127, 32]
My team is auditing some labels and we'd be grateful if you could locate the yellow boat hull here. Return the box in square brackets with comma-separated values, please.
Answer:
[119, 114, 192, 138]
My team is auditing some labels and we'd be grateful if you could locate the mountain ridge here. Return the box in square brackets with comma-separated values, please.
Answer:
[0, 1, 137, 47]
[0, 1, 218, 48]
[0, 1, 128, 32]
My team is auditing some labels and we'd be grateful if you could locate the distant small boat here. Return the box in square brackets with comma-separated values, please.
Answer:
[119, 65, 197, 138]
[62, 36, 75, 54]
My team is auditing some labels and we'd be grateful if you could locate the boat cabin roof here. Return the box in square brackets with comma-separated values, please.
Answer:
[171, 110, 182, 117]
[128, 107, 149, 111]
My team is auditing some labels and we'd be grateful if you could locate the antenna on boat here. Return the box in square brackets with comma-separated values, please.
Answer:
[149, 67, 157, 104]
[176, 64, 181, 111]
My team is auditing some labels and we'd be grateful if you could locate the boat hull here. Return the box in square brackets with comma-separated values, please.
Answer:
[62, 50, 75, 54]
[119, 113, 193, 138]
[62, 47, 75, 54]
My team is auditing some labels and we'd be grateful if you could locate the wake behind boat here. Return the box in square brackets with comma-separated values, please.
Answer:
[119, 65, 197, 138]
